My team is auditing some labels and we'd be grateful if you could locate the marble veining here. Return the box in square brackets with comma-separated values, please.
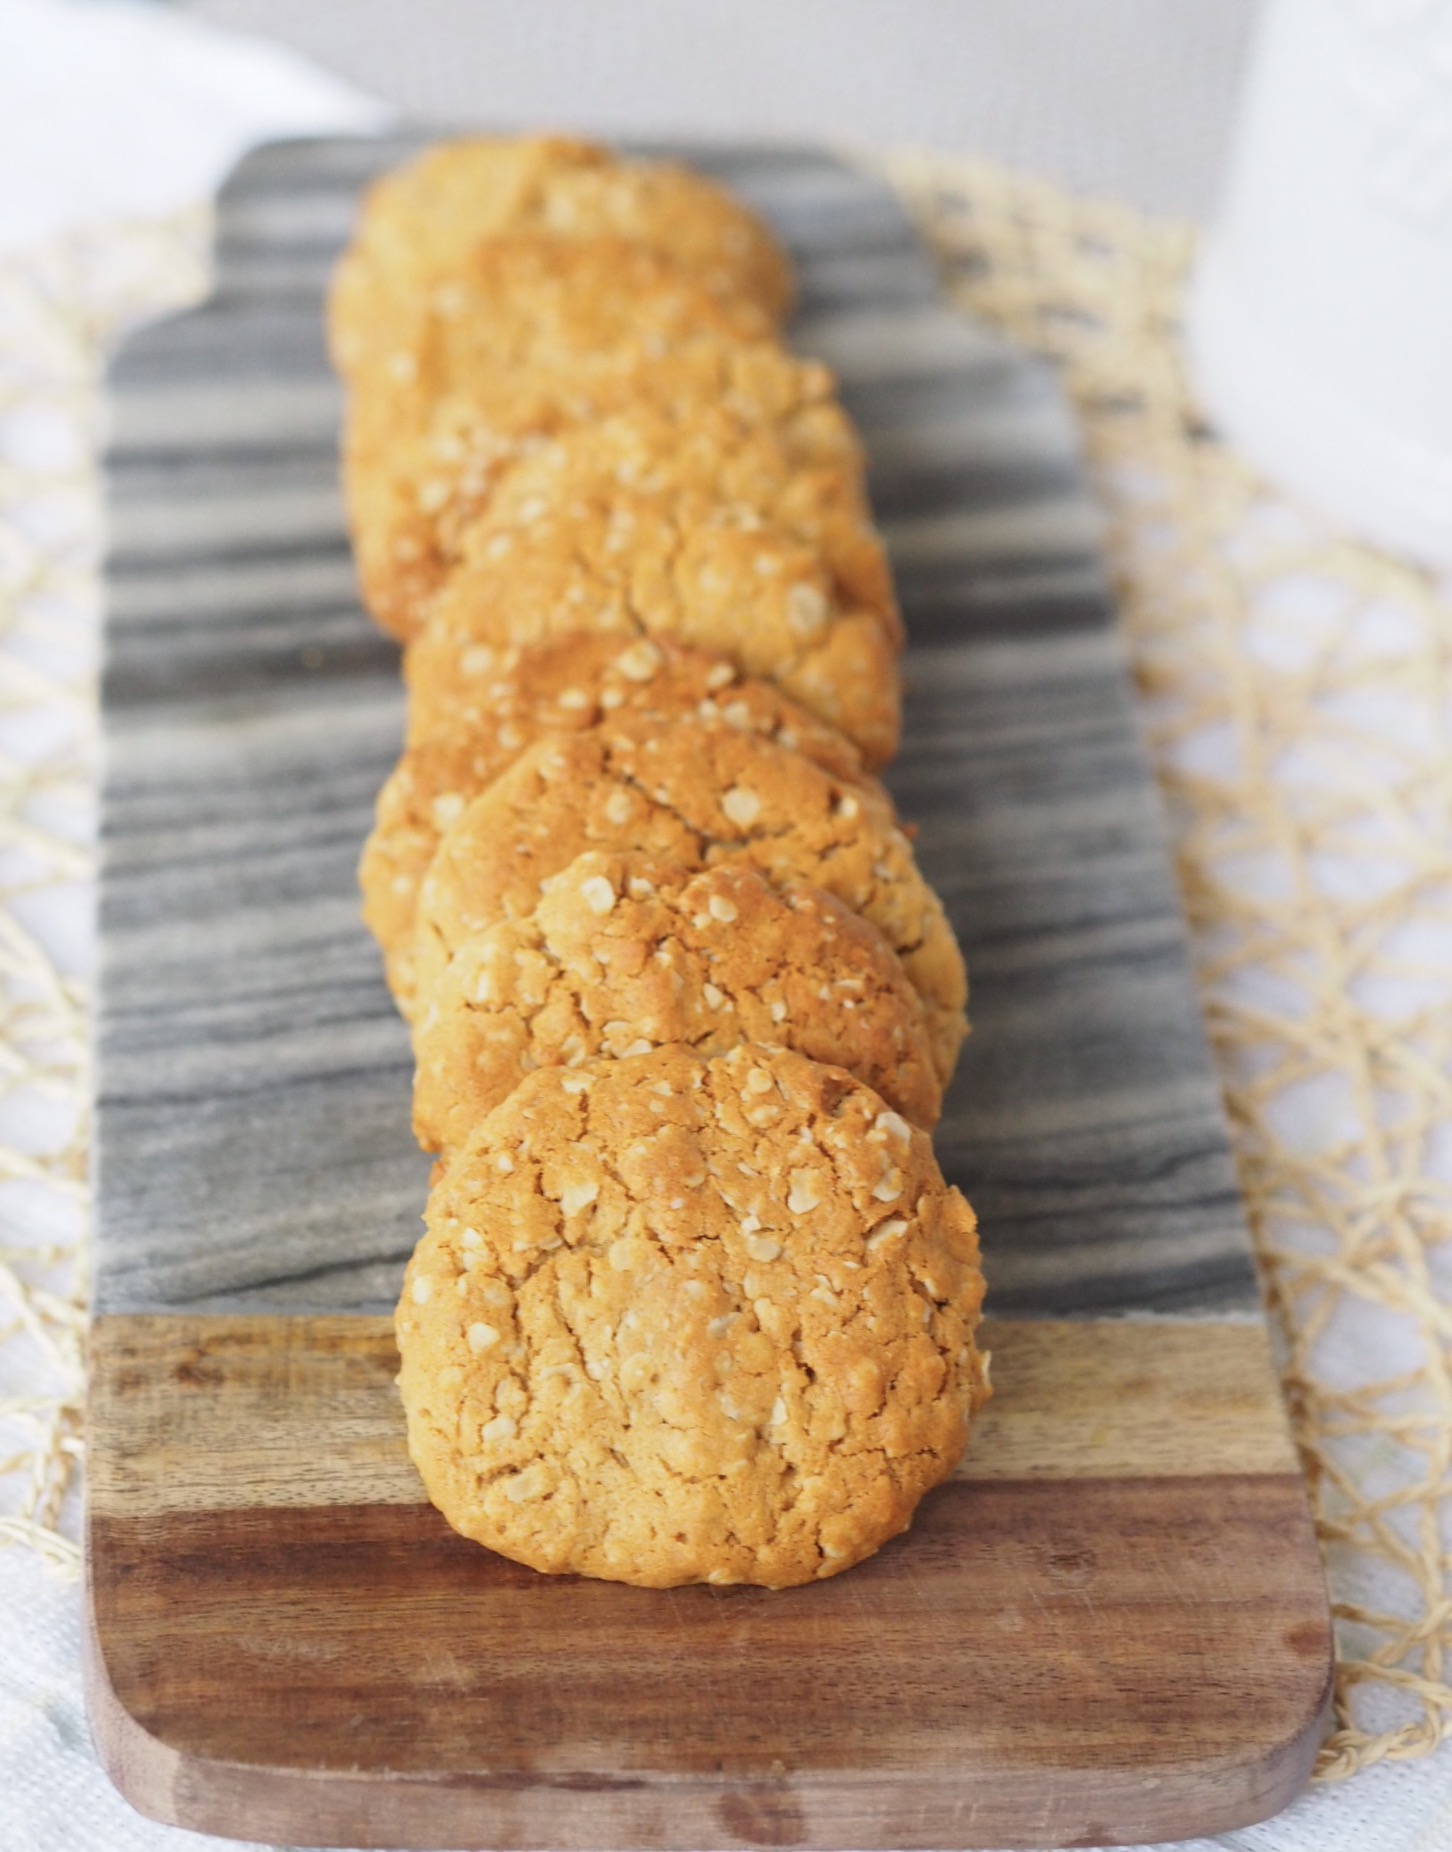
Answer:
[94, 139, 1258, 1318]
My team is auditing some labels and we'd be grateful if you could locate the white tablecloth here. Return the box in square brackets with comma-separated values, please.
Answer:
[189, 0, 1258, 221]
[1, 3, 1448, 1848]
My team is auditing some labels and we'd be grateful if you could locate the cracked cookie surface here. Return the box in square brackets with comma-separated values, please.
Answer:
[412, 850, 942, 1152]
[413, 404, 901, 762]
[395, 1043, 989, 1588]
[352, 350, 861, 648]
[342, 235, 785, 637]
[412, 717, 967, 1079]
[330, 137, 793, 379]
[364, 636, 867, 1003]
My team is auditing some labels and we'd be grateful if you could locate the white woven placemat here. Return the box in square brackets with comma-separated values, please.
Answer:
[888, 152, 1452, 1784]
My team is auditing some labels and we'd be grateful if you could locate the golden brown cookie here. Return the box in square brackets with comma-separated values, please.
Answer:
[411, 717, 968, 1080]
[383, 376, 881, 644]
[329, 136, 793, 379]
[348, 301, 858, 643]
[395, 1043, 989, 1588]
[412, 850, 943, 1152]
[400, 631, 869, 769]
[362, 636, 868, 1000]
[404, 403, 902, 760]
[342, 234, 780, 637]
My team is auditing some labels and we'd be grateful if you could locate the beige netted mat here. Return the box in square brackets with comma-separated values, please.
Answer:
[885, 153, 1452, 1781]
[0, 215, 208, 1571]
[2, 158, 1449, 1786]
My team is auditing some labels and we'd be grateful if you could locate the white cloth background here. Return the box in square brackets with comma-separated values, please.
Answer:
[187, 0, 1258, 221]
[1, 1, 1448, 1848]
[0, 0, 386, 254]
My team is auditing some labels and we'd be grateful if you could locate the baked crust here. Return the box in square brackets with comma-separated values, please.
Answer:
[347, 322, 862, 648]
[411, 718, 968, 1079]
[395, 1044, 989, 1588]
[411, 849, 943, 1151]
[341, 234, 778, 637]
[404, 403, 901, 761]
[361, 636, 867, 1000]
[329, 136, 793, 379]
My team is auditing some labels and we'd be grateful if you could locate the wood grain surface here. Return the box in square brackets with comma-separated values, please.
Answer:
[87, 138, 1331, 1849]
[87, 1315, 1302, 1516]
[87, 1313, 1330, 1850]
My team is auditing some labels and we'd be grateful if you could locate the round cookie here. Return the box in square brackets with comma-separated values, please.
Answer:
[411, 716, 968, 1081]
[395, 1043, 990, 1588]
[329, 136, 793, 379]
[349, 307, 858, 643]
[412, 404, 902, 762]
[411, 850, 943, 1152]
[342, 234, 781, 638]
[362, 636, 868, 1001]
[396, 384, 885, 641]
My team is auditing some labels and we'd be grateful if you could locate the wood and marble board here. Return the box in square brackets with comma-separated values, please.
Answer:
[86, 137, 1333, 1851]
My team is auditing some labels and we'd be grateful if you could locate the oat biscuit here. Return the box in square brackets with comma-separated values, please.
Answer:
[401, 633, 867, 771]
[329, 136, 792, 378]
[412, 850, 942, 1152]
[389, 386, 885, 645]
[346, 233, 772, 444]
[399, 416, 900, 763]
[342, 235, 778, 637]
[362, 636, 867, 999]
[395, 1043, 989, 1587]
[404, 404, 902, 760]
[411, 719, 968, 1079]
[350, 307, 859, 643]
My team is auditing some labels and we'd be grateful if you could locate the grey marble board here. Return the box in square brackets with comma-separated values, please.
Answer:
[94, 136, 1258, 1322]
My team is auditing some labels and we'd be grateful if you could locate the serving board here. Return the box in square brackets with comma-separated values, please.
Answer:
[86, 137, 1333, 1850]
